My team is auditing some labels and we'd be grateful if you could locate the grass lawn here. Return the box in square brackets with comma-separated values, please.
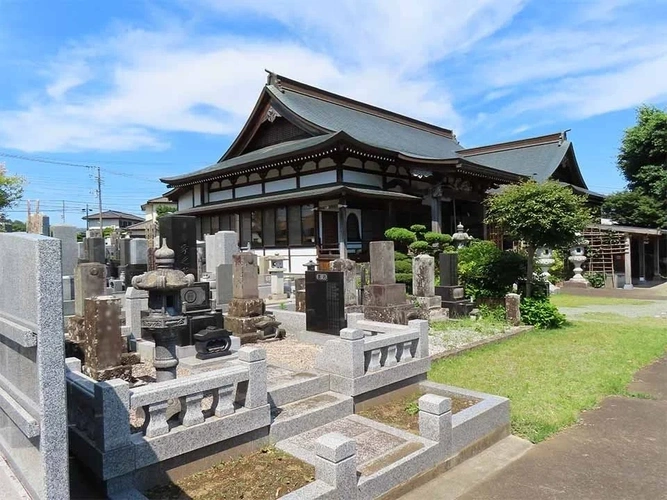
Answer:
[428, 313, 667, 443]
[550, 294, 652, 308]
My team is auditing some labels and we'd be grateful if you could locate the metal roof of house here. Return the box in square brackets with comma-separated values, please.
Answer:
[82, 210, 143, 221]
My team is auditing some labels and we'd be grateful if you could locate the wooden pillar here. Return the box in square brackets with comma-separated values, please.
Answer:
[431, 197, 442, 233]
[338, 201, 348, 259]
[654, 235, 661, 277]
[624, 234, 633, 289]
[638, 237, 646, 282]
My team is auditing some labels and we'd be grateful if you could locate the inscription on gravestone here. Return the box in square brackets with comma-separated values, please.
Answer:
[305, 271, 346, 335]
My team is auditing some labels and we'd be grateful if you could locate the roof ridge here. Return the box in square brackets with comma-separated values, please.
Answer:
[270, 73, 456, 140]
[458, 132, 568, 156]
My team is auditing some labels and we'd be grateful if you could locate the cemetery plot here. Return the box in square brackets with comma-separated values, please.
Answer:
[145, 447, 314, 500]
[357, 390, 479, 434]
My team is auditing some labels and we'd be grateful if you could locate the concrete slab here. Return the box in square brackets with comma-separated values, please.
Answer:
[0, 456, 30, 500]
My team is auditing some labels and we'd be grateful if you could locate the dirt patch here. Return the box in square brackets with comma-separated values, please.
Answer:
[145, 447, 315, 500]
[357, 391, 479, 434]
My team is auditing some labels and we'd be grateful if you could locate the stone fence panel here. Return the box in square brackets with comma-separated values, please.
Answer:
[0, 233, 68, 499]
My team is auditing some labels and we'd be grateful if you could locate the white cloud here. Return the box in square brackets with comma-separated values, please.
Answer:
[0, 0, 665, 152]
[0, 0, 525, 152]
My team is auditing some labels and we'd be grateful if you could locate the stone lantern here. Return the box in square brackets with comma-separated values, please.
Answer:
[266, 253, 289, 300]
[536, 247, 555, 279]
[132, 239, 195, 382]
[567, 236, 589, 285]
[452, 223, 472, 249]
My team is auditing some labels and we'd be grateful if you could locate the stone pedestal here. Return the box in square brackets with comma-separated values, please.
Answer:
[125, 287, 149, 338]
[82, 296, 131, 381]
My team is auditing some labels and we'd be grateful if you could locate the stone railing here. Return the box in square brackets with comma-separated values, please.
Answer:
[315, 313, 430, 397]
[130, 364, 249, 438]
[65, 347, 270, 495]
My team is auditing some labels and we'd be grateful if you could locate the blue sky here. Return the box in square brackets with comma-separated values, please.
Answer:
[0, 0, 666, 226]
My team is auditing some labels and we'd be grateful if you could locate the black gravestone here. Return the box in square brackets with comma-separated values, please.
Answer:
[124, 264, 148, 288]
[439, 252, 458, 286]
[305, 271, 346, 335]
[181, 282, 211, 313]
[159, 214, 197, 277]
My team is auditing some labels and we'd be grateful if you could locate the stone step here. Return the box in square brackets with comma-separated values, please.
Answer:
[270, 392, 353, 442]
[267, 370, 330, 408]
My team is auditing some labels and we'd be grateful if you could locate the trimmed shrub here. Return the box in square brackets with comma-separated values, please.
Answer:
[395, 273, 413, 294]
[584, 271, 605, 288]
[394, 251, 410, 262]
[424, 232, 452, 246]
[384, 227, 416, 248]
[409, 224, 427, 234]
[408, 240, 430, 255]
[395, 259, 412, 274]
[520, 298, 566, 329]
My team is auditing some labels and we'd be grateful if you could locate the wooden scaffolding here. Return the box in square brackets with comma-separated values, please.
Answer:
[582, 226, 628, 286]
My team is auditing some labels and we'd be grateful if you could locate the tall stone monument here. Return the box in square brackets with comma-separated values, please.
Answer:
[82, 296, 132, 381]
[74, 262, 106, 317]
[331, 257, 359, 311]
[412, 254, 442, 313]
[224, 252, 274, 343]
[363, 241, 416, 324]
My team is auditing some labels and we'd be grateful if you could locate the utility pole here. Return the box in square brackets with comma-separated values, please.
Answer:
[61, 200, 65, 224]
[96, 166, 103, 235]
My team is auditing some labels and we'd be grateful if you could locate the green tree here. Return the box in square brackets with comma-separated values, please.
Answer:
[0, 167, 25, 217]
[602, 190, 666, 228]
[605, 105, 667, 227]
[156, 205, 177, 219]
[618, 105, 667, 188]
[485, 180, 591, 297]
[11, 219, 26, 232]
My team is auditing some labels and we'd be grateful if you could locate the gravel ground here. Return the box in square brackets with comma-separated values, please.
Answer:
[559, 301, 667, 319]
[428, 326, 509, 357]
[249, 332, 323, 372]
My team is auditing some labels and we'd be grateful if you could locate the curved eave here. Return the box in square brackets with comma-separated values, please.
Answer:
[457, 159, 527, 184]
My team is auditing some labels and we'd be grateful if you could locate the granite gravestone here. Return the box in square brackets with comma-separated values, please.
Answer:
[0, 233, 69, 499]
[50, 224, 78, 276]
[305, 270, 346, 335]
[160, 215, 197, 277]
[74, 262, 106, 317]
[363, 241, 416, 324]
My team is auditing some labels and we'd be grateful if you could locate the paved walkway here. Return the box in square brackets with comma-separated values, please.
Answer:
[430, 357, 667, 500]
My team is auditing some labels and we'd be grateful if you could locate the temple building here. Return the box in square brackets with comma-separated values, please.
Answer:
[162, 72, 602, 271]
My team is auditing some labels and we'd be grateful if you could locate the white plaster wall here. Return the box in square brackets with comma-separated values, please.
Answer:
[209, 190, 233, 202]
[193, 184, 202, 206]
[265, 178, 297, 193]
[301, 171, 336, 188]
[235, 184, 263, 198]
[178, 190, 194, 210]
[343, 170, 383, 188]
